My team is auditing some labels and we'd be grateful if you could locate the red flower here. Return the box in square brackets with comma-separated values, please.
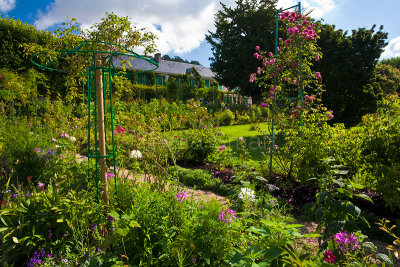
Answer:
[323, 250, 336, 264]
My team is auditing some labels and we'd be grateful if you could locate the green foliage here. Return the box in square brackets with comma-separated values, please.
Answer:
[206, 0, 278, 102]
[380, 56, 400, 70]
[0, 17, 53, 71]
[217, 109, 235, 126]
[372, 64, 400, 95]
[360, 95, 400, 209]
[312, 161, 372, 240]
[315, 24, 388, 126]
[184, 127, 221, 163]
[168, 166, 232, 196]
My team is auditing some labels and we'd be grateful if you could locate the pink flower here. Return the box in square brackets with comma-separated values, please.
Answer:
[257, 55, 263, 60]
[260, 103, 269, 108]
[175, 191, 188, 201]
[219, 208, 236, 223]
[269, 90, 274, 96]
[295, 105, 301, 110]
[284, 39, 291, 46]
[116, 125, 126, 134]
[257, 67, 261, 75]
[51, 138, 56, 142]
[323, 250, 336, 264]
[315, 72, 322, 80]
[255, 45, 260, 51]
[270, 96, 275, 101]
[268, 52, 273, 57]
[253, 52, 260, 59]
[249, 73, 256, 83]
[315, 55, 320, 61]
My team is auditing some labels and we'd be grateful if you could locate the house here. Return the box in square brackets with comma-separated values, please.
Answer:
[113, 53, 228, 90]
[113, 53, 252, 105]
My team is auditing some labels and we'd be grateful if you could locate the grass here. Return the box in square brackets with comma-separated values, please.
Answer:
[219, 122, 271, 161]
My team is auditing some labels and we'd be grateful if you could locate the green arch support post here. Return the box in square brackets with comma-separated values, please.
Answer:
[31, 41, 158, 201]
[269, 2, 304, 178]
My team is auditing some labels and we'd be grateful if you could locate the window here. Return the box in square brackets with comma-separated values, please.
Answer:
[156, 75, 165, 85]
[138, 74, 148, 85]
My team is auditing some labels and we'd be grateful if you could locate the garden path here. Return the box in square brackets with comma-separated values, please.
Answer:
[75, 154, 228, 205]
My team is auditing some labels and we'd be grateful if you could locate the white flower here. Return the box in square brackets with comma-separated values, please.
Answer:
[69, 136, 76, 142]
[238, 187, 256, 203]
[130, 150, 142, 159]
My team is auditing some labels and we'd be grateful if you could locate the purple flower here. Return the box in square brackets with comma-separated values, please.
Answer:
[335, 231, 358, 252]
[260, 103, 269, 108]
[219, 207, 236, 223]
[175, 191, 188, 201]
[108, 215, 114, 221]
[37, 182, 45, 188]
[107, 172, 115, 179]
[91, 223, 97, 231]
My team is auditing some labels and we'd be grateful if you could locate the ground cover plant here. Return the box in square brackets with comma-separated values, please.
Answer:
[1, 7, 400, 267]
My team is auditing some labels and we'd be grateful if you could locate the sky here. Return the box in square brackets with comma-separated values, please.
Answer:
[1, 0, 400, 67]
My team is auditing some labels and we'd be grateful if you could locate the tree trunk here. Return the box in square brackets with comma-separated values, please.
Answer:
[96, 57, 109, 205]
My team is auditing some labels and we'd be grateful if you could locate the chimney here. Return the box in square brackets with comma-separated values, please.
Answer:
[154, 53, 161, 64]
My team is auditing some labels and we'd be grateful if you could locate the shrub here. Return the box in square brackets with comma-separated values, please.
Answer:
[184, 127, 220, 163]
[360, 95, 400, 209]
[168, 166, 232, 196]
[217, 109, 234, 126]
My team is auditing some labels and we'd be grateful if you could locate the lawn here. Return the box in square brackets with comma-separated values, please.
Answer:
[219, 122, 271, 161]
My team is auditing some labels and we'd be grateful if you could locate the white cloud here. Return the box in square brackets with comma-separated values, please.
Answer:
[382, 36, 400, 58]
[35, 0, 220, 56]
[34, 0, 338, 57]
[0, 0, 16, 13]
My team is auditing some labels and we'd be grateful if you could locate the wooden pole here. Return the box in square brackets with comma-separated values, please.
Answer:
[96, 57, 109, 205]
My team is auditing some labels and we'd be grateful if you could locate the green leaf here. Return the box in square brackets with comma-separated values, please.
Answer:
[129, 220, 140, 228]
[108, 210, 120, 221]
[248, 226, 270, 237]
[362, 241, 377, 252]
[115, 227, 128, 237]
[12, 236, 18, 243]
[260, 247, 284, 262]
[376, 253, 393, 265]
[355, 193, 373, 204]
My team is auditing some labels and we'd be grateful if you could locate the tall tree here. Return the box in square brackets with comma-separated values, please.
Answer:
[315, 24, 388, 126]
[206, 0, 277, 102]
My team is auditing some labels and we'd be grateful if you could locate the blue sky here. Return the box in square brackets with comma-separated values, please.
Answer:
[1, 0, 400, 66]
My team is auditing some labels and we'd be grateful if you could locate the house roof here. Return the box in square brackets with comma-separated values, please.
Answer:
[113, 56, 215, 79]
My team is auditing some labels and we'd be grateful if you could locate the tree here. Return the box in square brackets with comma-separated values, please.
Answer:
[189, 60, 201, 65]
[161, 54, 172, 60]
[314, 24, 388, 126]
[380, 57, 400, 69]
[25, 13, 157, 204]
[373, 64, 400, 95]
[206, 0, 278, 102]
